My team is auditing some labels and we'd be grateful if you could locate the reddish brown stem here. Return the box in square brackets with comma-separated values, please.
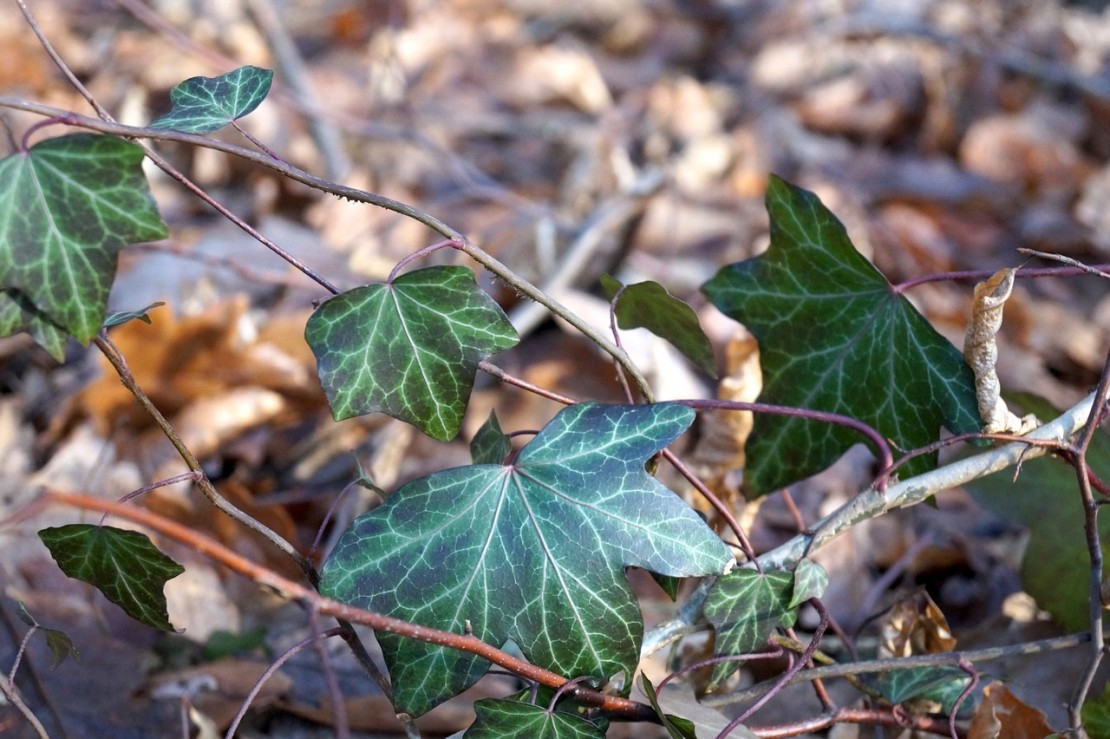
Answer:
[39, 489, 657, 721]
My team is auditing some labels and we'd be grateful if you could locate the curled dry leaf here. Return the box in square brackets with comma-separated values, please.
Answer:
[967, 682, 1056, 739]
[963, 268, 1038, 435]
[878, 590, 956, 659]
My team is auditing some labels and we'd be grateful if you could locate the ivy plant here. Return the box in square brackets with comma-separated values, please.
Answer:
[4, 58, 1102, 738]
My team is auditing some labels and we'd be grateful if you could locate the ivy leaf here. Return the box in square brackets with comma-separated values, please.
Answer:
[0, 134, 168, 346]
[103, 301, 165, 329]
[305, 266, 519, 441]
[600, 275, 717, 377]
[38, 524, 185, 632]
[703, 568, 798, 689]
[702, 175, 979, 496]
[639, 675, 697, 739]
[789, 559, 828, 609]
[869, 666, 972, 714]
[471, 410, 511, 464]
[150, 66, 274, 134]
[16, 602, 79, 668]
[465, 699, 606, 738]
[320, 403, 733, 716]
[0, 290, 69, 360]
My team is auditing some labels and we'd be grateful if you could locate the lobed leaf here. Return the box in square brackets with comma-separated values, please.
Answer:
[306, 266, 519, 441]
[465, 699, 606, 738]
[0, 134, 168, 347]
[150, 66, 274, 134]
[470, 410, 512, 464]
[38, 524, 185, 632]
[702, 175, 979, 495]
[703, 568, 798, 689]
[320, 402, 733, 715]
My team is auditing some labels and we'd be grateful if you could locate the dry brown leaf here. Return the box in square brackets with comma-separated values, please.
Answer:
[967, 681, 1056, 739]
[963, 268, 1038, 435]
[878, 590, 957, 659]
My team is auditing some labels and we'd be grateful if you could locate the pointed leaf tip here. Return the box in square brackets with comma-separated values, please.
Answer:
[702, 175, 978, 495]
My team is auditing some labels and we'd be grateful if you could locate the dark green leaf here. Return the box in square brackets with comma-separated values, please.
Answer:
[870, 666, 971, 714]
[601, 275, 717, 377]
[788, 559, 828, 609]
[0, 134, 168, 345]
[465, 699, 606, 738]
[306, 266, 519, 441]
[320, 403, 732, 716]
[38, 524, 185, 632]
[150, 66, 274, 134]
[0, 290, 69, 360]
[1082, 683, 1110, 737]
[701, 175, 979, 495]
[639, 675, 697, 739]
[103, 301, 165, 328]
[704, 567, 797, 689]
[967, 396, 1110, 630]
[202, 626, 269, 661]
[16, 602, 79, 668]
[471, 410, 512, 464]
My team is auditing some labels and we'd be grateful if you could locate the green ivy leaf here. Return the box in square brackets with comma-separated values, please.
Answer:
[150, 66, 274, 134]
[704, 568, 798, 689]
[470, 410, 512, 464]
[38, 524, 185, 632]
[702, 175, 979, 496]
[16, 602, 79, 668]
[0, 134, 168, 346]
[1082, 683, 1110, 737]
[639, 675, 697, 739]
[103, 301, 165, 329]
[305, 266, 519, 441]
[789, 559, 828, 609]
[0, 290, 69, 360]
[465, 699, 606, 738]
[320, 403, 733, 716]
[600, 275, 717, 377]
[870, 666, 972, 714]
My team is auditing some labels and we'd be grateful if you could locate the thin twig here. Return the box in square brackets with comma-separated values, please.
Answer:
[0, 96, 655, 400]
[40, 489, 659, 722]
[93, 334, 313, 580]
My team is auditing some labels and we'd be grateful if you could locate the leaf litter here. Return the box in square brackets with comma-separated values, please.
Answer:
[2, 0, 1110, 734]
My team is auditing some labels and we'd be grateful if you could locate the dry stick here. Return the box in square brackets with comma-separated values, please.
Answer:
[1067, 349, 1110, 733]
[0, 679, 49, 739]
[93, 334, 312, 579]
[40, 489, 658, 723]
[243, 0, 350, 179]
[0, 97, 654, 401]
[751, 707, 955, 739]
[705, 630, 1092, 708]
[1018, 247, 1110, 280]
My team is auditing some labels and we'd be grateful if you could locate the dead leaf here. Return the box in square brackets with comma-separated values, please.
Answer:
[967, 681, 1056, 739]
[879, 590, 957, 659]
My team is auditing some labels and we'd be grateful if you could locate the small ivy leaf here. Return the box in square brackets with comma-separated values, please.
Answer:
[704, 567, 798, 690]
[788, 559, 828, 609]
[0, 290, 69, 360]
[869, 666, 972, 715]
[639, 675, 698, 739]
[600, 275, 717, 377]
[150, 66, 275, 134]
[702, 175, 979, 496]
[15, 602, 80, 668]
[465, 699, 606, 738]
[470, 410, 512, 464]
[306, 266, 519, 441]
[0, 134, 168, 345]
[103, 301, 166, 329]
[320, 403, 733, 716]
[38, 524, 185, 632]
